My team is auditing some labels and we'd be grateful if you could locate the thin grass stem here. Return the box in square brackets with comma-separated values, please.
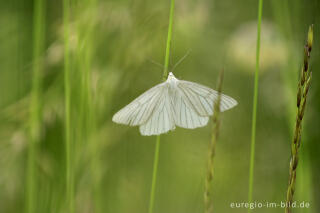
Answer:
[26, 0, 45, 212]
[78, 1, 103, 211]
[148, 1, 175, 213]
[148, 136, 161, 213]
[63, 0, 74, 212]
[162, 0, 175, 81]
[248, 0, 263, 211]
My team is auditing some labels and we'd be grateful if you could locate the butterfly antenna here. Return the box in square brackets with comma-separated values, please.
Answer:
[172, 49, 191, 72]
[147, 58, 164, 70]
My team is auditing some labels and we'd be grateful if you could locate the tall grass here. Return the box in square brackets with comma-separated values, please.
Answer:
[248, 0, 263, 211]
[204, 70, 224, 213]
[270, 1, 313, 210]
[63, 0, 74, 212]
[285, 25, 313, 213]
[75, 1, 103, 212]
[148, 0, 175, 213]
[26, 0, 45, 212]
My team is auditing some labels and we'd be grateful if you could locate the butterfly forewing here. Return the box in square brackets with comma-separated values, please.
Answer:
[112, 82, 167, 126]
[140, 85, 175, 136]
[169, 85, 209, 129]
[177, 80, 237, 116]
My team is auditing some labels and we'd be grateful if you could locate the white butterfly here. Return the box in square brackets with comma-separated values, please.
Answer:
[112, 72, 237, 136]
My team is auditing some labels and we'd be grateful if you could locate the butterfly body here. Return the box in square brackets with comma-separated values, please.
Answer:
[112, 72, 237, 136]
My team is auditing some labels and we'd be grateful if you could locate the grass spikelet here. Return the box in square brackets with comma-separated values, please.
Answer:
[204, 70, 224, 213]
[285, 24, 313, 213]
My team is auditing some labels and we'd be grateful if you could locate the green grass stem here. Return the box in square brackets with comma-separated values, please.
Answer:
[26, 0, 45, 212]
[63, 0, 74, 212]
[148, 1, 175, 213]
[76, 1, 103, 212]
[162, 0, 175, 81]
[148, 136, 161, 213]
[248, 0, 263, 211]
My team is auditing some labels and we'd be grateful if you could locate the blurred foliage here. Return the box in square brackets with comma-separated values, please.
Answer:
[0, 0, 319, 213]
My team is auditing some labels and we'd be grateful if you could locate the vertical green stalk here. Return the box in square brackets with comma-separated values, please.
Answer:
[27, 0, 45, 213]
[162, 0, 175, 81]
[149, 136, 161, 213]
[285, 25, 313, 213]
[148, 1, 175, 213]
[204, 70, 224, 213]
[63, 0, 74, 212]
[76, 0, 102, 211]
[248, 0, 263, 211]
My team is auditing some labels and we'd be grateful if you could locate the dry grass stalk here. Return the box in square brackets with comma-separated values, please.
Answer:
[285, 25, 313, 213]
[204, 70, 224, 213]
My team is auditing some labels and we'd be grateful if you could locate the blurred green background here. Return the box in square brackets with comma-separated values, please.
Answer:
[0, 0, 319, 213]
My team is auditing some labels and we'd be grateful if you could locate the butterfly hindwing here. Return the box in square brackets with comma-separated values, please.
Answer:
[139, 85, 175, 136]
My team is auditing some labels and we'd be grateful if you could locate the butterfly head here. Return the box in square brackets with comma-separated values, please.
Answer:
[167, 72, 178, 87]
[168, 72, 176, 80]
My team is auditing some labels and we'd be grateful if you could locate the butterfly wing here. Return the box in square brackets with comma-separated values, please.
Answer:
[169, 86, 209, 129]
[177, 80, 238, 116]
[113, 76, 237, 135]
[112, 82, 167, 126]
[139, 85, 175, 136]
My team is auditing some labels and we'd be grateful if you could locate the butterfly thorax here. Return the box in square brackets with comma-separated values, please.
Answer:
[167, 72, 179, 89]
